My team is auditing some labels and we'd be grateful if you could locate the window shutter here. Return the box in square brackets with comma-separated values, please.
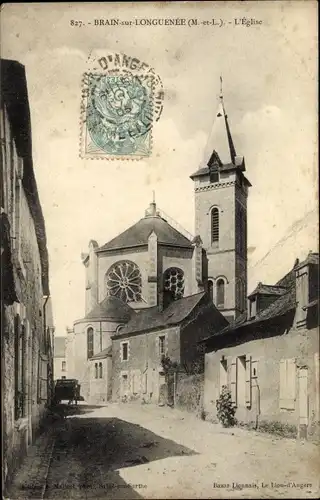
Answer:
[280, 358, 296, 410]
[230, 358, 237, 405]
[142, 373, 147, 394]
[245, 356, 252, 407]
[286, 358, 296, 410]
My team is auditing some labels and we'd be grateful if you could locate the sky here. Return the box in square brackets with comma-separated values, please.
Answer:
[1, 2, 318, 335]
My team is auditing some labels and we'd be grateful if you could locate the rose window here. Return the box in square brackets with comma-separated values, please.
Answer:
[163, 267, 185, 300]
[105, 261, 142, 303]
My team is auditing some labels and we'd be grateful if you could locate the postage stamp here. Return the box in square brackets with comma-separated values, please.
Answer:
[80, 73, 155, 159]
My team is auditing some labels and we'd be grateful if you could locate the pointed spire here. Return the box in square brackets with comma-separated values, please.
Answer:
[200, 79, 237, 167]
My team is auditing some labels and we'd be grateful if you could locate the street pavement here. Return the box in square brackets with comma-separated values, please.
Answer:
[7, 402, 320, 499]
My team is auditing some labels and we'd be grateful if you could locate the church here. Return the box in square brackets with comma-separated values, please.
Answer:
[65, 88, 251, 404]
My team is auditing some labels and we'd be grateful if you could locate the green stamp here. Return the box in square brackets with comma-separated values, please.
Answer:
[80, 73, 154, 159]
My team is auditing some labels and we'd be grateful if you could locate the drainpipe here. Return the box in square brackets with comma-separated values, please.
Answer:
[42, 295, 50, 404]
[43, 295, 49, 343]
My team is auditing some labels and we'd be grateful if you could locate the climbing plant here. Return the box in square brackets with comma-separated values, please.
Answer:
[216, 385, 237, 427]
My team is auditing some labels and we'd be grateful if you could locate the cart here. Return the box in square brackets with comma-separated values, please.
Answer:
[53, 379, 81, 405]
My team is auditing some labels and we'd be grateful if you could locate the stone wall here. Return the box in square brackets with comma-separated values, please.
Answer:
[204, 325, 319, 440]
[175, 373, 204, 415]
[1, 81, 53, 490]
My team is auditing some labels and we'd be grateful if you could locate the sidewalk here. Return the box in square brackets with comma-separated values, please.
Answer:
[5, 424, 59, 500]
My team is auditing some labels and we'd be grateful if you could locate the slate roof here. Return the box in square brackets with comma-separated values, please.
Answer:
[97, 215, 193, 252]
[113, 292, 207, 337]
[82, 296, 134, 322]
[54, 337, 66, 358]
[190, 162, 246, 179]
[90, 346, 112, 360]
[248, 283, 287, 298]
[202, 268, 297, 341]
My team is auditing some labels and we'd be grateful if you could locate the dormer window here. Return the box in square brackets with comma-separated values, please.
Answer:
[207, 150, 221, 184]
[210, 170, 219, 183]
[249, 298, 257, 319]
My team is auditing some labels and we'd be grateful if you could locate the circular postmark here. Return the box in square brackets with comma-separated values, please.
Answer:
[86, 74, 153, 155]
[80, 52, 164, 159]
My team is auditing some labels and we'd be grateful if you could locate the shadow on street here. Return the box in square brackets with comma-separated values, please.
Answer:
[43, 413, 197, 499]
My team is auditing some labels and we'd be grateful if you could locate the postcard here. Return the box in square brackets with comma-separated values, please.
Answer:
[1, 2, 319, 499]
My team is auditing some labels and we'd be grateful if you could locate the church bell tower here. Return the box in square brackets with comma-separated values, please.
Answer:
[190, 80, 251, 319]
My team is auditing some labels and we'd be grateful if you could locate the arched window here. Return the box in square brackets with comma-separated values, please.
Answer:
[94, 363, 98, 379]
[99, 362, 103, 379]
[211, 208, 219, 245]
[87, 327, 94, 359]
[105, 260, 142, 303]
[163, 267, 185, 300]
[208, 280, 214, 302]
[216, 279, 225, 308]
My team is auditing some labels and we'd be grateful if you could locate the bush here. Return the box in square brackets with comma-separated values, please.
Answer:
[216, 385, 237, 427]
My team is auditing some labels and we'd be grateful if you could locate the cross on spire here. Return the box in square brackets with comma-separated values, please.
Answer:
[219, 75, 223, 100]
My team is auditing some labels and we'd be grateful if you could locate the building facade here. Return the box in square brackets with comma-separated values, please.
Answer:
[202, 252, 319, 440]
[53, 336, 67, 381]
[66, 86, 250, 403]
[66, 296, 133, 403]
[1, 59, 54, 488]
[111, 292, 228, 403]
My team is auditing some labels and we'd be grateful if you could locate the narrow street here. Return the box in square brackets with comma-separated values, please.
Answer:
[8, 403, 319, 499]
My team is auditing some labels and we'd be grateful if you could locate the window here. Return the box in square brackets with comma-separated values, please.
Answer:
[210, 171, 219, 183]
[38, 356, 48, 403]
[211, 208, 219, 245]
[105, 260, 142, 303]
[208, 280, 214, 302]
[94, 363, 98, 379]
[99, 362, 103, 379]
[159, 335, 165, 356]
[87, 327, 94, 359]
[236, 203, 247, 258]
[216, 279, 225, 308]
[279, 358, 296, 410]
[121, 342, 129, 361]
[249, 298, 257, 319]
[61, 361, 66, 372]
[163, 267, 185, 300]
